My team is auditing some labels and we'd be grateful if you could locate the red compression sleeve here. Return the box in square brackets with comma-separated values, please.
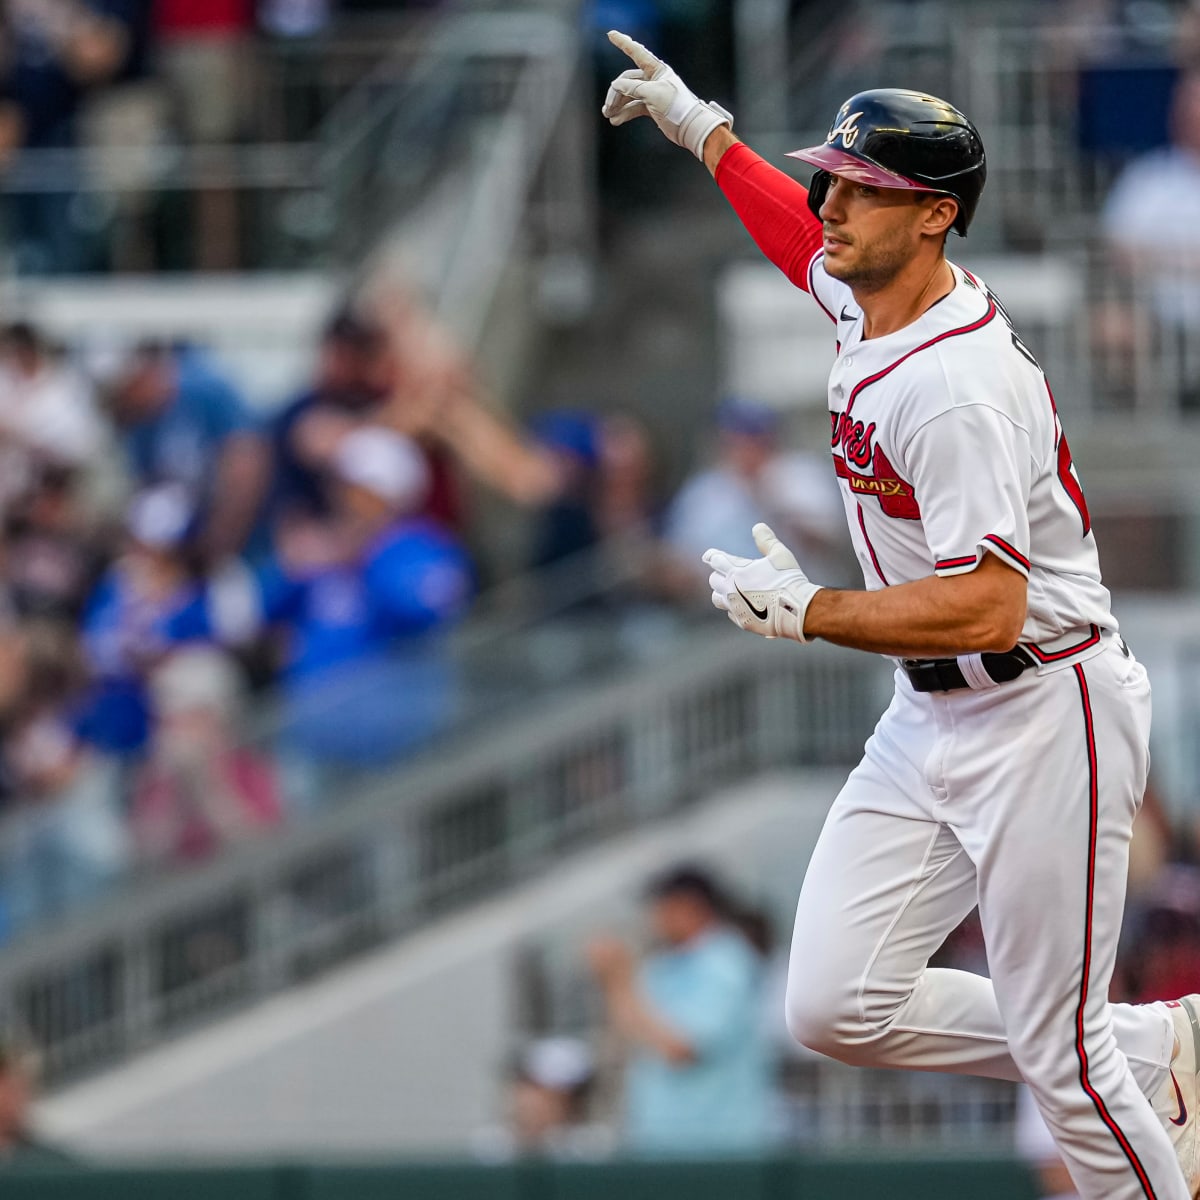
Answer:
[714, 142, 824, 291]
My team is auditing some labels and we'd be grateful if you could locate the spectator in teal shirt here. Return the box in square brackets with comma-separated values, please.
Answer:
[586, 865, 771, 1154]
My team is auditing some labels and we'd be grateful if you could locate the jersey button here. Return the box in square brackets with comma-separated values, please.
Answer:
[844, 355, 855, 366]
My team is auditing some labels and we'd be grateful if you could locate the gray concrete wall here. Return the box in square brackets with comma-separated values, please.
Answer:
[35, 769, 843, 1159]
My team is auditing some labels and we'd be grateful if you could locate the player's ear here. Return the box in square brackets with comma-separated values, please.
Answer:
[922, 195, 959, 240]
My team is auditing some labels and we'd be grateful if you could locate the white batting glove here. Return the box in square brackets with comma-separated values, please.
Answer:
[703, 523, 823, 643]
[602, 30, 733, 160]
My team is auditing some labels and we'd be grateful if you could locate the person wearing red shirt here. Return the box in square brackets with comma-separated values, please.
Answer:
[154, 0, 255, 268]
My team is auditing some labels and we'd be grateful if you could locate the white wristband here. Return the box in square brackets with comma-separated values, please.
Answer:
[680, 101, 732, 160]
[777, 578, 822, 643]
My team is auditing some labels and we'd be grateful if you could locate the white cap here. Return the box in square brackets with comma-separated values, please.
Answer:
[519, 1037, 595, 1092]
[126, 483, 193, 548]
[77, 335, 139, 390]
[333, 426, 430, 512]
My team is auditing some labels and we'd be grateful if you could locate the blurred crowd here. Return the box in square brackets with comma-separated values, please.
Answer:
[0, 0, 459, 274]
[0, 273, 850, 940]
[9, 0, 1200, 1159]
[0, 299, 476, 935]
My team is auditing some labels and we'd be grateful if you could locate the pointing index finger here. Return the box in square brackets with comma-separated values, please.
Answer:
[608, 30, 661, 74]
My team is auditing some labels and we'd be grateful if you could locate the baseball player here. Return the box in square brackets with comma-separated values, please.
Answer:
[603, 31, 1200, 1200]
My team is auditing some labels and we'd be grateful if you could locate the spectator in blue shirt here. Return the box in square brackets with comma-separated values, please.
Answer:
[102, 344, 270, 565]
[261, 426, 473, 768]
[270, 307, 394, 523]
[527, 410, 602, 570]
[78, 483, 212, 753]
[586, 865, 772, 1155]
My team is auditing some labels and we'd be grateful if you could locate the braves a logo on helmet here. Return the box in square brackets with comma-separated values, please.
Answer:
[827, 111, 864, 149]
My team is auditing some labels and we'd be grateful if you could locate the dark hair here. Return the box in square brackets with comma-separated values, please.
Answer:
[730, 906, 774, 957]
[645, 863, 775, 956]
[323, 306, 385, 352]
[645, 864, 728, 913]
[3, 322, 43, 356]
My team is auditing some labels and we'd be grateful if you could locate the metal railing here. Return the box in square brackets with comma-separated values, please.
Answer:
[962, 248, 1200, 421]
[779, 1058, 1017, 1149]
[738, 2, 1000, 179]
[0, 630, 887, 1086]
[237, 531, 699, 748]
[0, 8, 593, 298]
[734, 2, 1172, 251]
[0, 24, 415, 274]
[720, 238, 1200, 429]
[0, 537, 687, 949]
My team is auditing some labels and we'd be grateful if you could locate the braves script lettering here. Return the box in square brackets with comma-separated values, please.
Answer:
[830, 411, 877, 469]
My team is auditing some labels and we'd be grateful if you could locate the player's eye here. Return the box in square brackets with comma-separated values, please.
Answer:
[858, 185, 878, 198]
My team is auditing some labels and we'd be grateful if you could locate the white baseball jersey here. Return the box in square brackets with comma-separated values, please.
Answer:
[806, 252, 1115, 664]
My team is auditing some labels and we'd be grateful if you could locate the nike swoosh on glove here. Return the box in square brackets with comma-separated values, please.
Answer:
[602, 30, 732, 160]
[703, 523, 823, 643]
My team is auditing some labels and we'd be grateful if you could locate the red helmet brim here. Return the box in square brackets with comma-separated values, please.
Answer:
[785, 144, 927, 191]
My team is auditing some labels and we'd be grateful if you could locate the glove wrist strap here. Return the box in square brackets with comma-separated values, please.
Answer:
[778, 581, 822, 643]
[682, 101, 733, 160]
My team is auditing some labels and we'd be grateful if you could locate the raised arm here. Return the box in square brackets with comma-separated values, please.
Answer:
[603, 33, 823, 291]
[707, 132, 824, 290]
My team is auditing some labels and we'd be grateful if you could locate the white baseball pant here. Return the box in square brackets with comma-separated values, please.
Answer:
[786, 638, 1186, 1200]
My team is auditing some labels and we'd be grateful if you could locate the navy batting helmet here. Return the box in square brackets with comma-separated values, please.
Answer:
[788, 89, 987, 237]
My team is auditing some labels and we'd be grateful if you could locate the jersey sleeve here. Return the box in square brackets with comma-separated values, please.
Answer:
[714, 143, 824, 292]
[901, 403, 1034, 579]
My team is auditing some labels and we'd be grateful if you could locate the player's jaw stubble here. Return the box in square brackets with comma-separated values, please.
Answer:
[822, 227, 919, 295]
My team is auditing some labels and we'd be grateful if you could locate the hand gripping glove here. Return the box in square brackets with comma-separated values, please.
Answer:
[602, 30, 733, 160]
[703, 523, 823, 643]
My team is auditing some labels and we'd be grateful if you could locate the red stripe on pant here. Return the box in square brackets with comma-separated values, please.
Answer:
[1073, 663, 1159, 1199]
